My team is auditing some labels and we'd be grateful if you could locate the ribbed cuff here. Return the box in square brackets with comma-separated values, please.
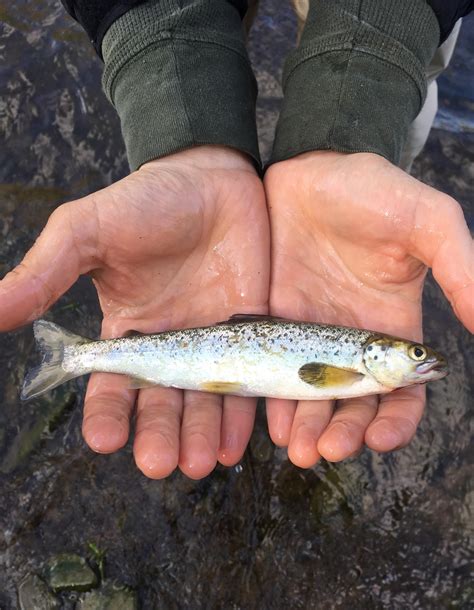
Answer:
[102, 0, 260, 170]
[271, 0, 440, 165]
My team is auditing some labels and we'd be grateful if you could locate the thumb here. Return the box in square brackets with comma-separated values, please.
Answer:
[410, 186, 474, 332]
[0, 198, 99, 331]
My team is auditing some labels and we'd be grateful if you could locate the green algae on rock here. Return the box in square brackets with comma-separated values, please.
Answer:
[77, 583, 138, 610]
[45, 554, 98, 593]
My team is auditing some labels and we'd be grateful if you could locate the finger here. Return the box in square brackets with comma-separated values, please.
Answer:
[218, 396, 257, 466]
[287, 400, 334, 468]
[411, 189, 474, 331]
[317, 395, 379, 462]
[133, 386, 183, 479]
[0, 200, 98, 330]
[179, 391, 222, 479]
[365, 385, 425, 452]
[82, 372, 136, 454]
[265, 398, 297, 447]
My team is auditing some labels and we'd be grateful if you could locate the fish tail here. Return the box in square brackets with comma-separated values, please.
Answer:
[21, 320, 90, 400]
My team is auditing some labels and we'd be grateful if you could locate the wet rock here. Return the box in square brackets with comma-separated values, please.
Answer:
[45, 554, 98, 593]
[77, 583, 138, 610]
[18, 574, 59, 610]
[0, 390, 76, 474]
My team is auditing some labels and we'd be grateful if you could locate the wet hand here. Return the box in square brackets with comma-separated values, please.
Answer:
[0, 146, 270, 479]
[265, 151, 473, 467]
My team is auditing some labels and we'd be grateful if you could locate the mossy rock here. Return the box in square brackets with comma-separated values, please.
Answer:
[77, 583, 138, 610]
[45, 554, 98, 593]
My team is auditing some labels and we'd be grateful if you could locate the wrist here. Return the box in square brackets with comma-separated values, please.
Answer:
[141, 145, 258, 174]
[270, 150, 386, 173]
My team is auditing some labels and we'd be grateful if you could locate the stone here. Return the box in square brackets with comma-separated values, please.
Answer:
[45, 554, 98, 593]
[77, 583, 138, 610]
[0, 391, 76, 474]
[18, 574, 60, 610]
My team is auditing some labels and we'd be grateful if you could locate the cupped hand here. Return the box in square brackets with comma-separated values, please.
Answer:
[0, 146, 270, 479]
[265, 151, 473, 467]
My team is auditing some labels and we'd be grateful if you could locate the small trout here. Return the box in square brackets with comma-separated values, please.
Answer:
[22, 315, 448, 401]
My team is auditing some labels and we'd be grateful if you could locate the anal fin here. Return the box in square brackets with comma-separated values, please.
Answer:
[199, 381, 244, 395]
[217, 314, 288, 325]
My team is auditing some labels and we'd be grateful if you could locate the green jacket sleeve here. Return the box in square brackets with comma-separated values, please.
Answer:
[102, 0, 260, 171]
[271, 0, 441, 165]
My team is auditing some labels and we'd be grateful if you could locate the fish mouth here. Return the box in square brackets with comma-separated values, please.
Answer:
[416, 358, 448, 378]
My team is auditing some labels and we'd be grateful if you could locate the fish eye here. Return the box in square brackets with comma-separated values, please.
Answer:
[408, 345, 427, 361]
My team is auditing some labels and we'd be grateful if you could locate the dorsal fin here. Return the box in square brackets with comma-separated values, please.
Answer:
[124, 329, 145, 337]
[217, 313, 289, 325]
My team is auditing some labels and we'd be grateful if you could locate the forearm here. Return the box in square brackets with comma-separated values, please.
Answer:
[61, 1, 260, 170]
[271, 0, 441, 165]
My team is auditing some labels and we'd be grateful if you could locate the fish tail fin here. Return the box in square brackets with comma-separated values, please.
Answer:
[21, 320, 90, 401]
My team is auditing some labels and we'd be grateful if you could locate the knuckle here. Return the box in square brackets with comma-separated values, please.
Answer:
[183, 423, 215, 447]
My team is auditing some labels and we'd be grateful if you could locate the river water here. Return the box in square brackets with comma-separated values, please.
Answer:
[0, 2, 473, 608]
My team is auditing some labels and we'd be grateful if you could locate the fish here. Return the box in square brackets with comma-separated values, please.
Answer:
[21, 314, 448, 401]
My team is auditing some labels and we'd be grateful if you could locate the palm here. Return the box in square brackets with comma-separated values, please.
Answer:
[265, 151, 473, 467]
[89, 154, 267, 332]
[1, 147, 270, 478]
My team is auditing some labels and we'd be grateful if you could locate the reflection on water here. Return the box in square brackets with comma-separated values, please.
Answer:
[0, 1, 472, 608]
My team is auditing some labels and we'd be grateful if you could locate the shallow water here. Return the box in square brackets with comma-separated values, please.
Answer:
[0, 2, 473, 608]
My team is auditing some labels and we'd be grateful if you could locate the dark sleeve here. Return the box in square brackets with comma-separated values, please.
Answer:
[270, 0, 441, 166]
[428, 0, 474, 43]
[61, 0, 259, 171]
[61, 0, 249, 57]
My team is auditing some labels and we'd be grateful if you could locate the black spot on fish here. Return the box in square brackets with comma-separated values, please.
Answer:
[374, 356, 378, 360]
[381, 345, 387, 352]
[367, 345, 373, 351]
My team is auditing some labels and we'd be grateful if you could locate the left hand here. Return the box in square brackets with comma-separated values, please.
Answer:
[0, 146, 270, 479]
[265, 151, 473, 467]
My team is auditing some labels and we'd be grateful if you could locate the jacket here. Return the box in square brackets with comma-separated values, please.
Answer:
[60, 0, 474, 170]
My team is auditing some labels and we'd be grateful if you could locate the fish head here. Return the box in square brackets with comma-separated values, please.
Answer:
[362, 337, 448, 389]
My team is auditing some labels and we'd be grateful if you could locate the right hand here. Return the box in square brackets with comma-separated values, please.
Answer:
[264, 151, 473, 468]
[0, 146, 270, 479]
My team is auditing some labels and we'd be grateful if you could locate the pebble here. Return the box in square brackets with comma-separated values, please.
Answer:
[77, 583, 138, 610]
[18, 574, 60, 610]
[45, 554, 98, 593]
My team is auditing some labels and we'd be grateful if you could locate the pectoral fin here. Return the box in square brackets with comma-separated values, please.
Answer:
[199, 381, 244, 395]
[298, 363, 363, 388]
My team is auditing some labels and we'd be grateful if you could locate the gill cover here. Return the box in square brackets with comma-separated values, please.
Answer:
[362, 337, 410, 388]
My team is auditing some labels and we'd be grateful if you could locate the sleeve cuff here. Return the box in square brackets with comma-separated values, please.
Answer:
[271, 0, 440, 165]
[102, 1, 260, 171]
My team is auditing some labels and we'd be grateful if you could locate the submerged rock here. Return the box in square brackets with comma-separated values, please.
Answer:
[18, 574, 59, 610]
[45, 554, 98, 593]
[77, 583, 138, 610]
[0, 390, 76, 474]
